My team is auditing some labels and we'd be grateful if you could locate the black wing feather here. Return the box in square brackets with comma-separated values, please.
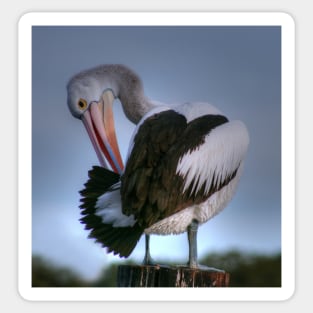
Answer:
[79, 166, 143, 257]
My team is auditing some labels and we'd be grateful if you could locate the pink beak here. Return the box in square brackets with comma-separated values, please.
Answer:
[81, 91, 124, 174]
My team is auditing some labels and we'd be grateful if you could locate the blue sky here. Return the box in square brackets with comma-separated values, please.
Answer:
[32, 26, 281, 279]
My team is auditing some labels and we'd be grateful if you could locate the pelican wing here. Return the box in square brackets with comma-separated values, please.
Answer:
[79, 166, 143, 257]
[175, 120, 249, 198]
[121, 110, 248, 228]
[121, 110, 186, 223]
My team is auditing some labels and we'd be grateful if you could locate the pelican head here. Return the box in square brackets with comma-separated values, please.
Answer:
[67, 64, 156, 174]
[67, 66, 124, 173]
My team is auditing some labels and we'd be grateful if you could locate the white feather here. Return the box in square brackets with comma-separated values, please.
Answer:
[174, 102, 224, 122]
[95, 184, 136, 227]
[176, 120, 249, 196]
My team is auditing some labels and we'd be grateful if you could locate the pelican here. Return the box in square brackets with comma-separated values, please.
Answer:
[67, 64, 249, 268]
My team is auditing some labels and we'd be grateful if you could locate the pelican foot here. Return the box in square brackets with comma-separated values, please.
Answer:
[185, 263, 225, 272]
[142, 254, 170, 268]
[142, 255, 158, 266]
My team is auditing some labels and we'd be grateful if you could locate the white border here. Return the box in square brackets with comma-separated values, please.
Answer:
[18, 12, 295, 301]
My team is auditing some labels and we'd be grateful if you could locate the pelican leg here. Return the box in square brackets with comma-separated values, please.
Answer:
[142, 234, 155, 265]
[187, 219, 199, 268]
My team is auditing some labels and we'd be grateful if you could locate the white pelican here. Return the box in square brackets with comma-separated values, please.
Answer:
[67, 64, 249, 268]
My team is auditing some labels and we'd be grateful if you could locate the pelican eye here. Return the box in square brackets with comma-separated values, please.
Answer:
[77, 98, 88, 110]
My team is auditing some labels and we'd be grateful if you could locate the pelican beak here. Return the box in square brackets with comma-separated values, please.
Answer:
[81, 90, 124, 174]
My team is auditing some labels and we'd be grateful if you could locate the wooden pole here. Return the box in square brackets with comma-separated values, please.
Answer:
[117, 265, 229, 287]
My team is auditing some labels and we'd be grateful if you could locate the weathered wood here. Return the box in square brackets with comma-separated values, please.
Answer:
[117, 264, 158, 287]
[117, 265, 230, 287]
